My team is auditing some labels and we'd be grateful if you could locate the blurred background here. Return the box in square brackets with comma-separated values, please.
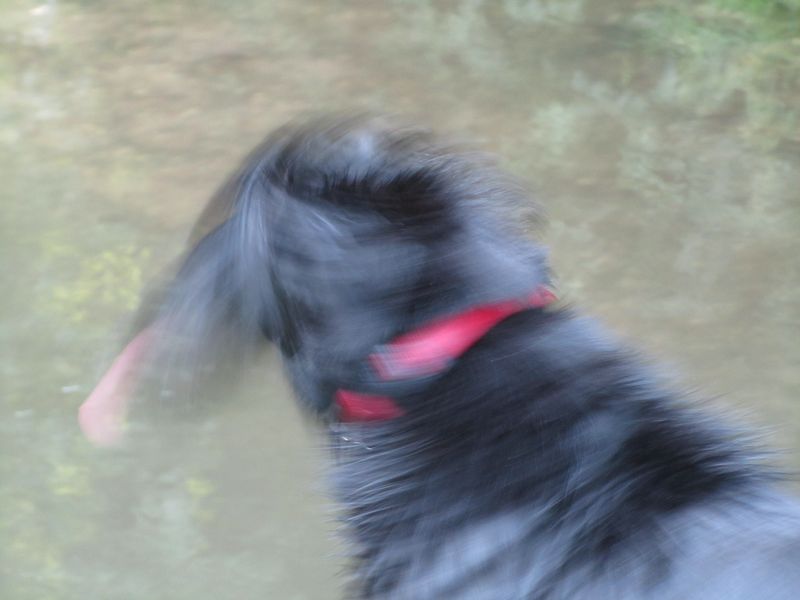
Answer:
[1, 1, 799, 598]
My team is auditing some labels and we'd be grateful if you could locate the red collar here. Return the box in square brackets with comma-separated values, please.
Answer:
[334, 286, 556, 422]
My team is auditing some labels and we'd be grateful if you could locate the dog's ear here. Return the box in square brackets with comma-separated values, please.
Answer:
[350, 168, 459, 236]
[258, 116, 463, 233]
[133, 151, 287, 377]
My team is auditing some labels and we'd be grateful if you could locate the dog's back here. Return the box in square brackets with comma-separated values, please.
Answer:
[330, 306, 800, 599]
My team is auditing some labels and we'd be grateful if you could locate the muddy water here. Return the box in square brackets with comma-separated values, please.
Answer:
[1, 1, 798, 598]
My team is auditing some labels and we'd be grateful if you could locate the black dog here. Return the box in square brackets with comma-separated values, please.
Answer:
[81, 116, 800, 598]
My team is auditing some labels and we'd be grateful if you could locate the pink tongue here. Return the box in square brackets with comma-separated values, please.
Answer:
[78, 327, 155, 447]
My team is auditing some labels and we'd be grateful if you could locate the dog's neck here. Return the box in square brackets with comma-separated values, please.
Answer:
[332, 286, 557, 422]
[283, 239, 552, 415]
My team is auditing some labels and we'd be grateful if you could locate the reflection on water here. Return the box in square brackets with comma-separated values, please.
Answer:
[1, 0, 798, 598]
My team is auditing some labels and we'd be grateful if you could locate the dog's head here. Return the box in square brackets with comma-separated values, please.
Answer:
[80, 116, 549, 442]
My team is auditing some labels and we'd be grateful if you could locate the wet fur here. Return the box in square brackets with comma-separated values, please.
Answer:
[147, 116, 800, 598]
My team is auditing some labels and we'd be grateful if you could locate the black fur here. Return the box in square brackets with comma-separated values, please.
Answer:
[145, 116, 800, 598]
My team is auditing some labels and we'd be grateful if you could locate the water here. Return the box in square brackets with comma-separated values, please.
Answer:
[1, 1, 798, 598]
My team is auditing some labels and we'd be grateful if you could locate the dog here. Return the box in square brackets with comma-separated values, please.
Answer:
[80, 115, 800, 598]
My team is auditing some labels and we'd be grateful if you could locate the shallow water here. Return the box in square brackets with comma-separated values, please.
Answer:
[1, 1, 798, 598]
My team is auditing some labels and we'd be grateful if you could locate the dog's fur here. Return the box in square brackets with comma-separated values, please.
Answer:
[141, 116, 800, 598]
